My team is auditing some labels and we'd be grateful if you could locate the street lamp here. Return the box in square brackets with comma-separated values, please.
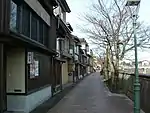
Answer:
[126, 0, 140, 6]
[125, 0, 141, 113]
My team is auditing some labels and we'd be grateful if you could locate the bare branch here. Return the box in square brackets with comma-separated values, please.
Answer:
[80, 0, 150, 71]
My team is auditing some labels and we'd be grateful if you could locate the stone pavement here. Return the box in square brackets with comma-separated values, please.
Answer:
[48, 72, 144, 113]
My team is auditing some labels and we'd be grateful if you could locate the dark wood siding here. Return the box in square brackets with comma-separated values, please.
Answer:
[0, 44, 7, 112]
[51, 59, 62, 94]
[0, 0, 11, 34]
[27, 51, 52, 92]
[0, 44, 4, 112]
[22, 4, 30, 37]
[38, 0, 53, 15]
[49, 15, 57, 50]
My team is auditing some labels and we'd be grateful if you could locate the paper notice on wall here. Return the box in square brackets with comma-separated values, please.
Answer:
[27, 52, 34, 64]
[30, 63, 35, 79]
[29, 60, 39, 78]
[34, 60, 39, 76]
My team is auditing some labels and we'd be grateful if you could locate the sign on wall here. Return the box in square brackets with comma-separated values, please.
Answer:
[34, 60, 39, 76]
[29, 60, 39, 79]
[28, 52, 40, 79]
[30, 62, 35, 79]
[27, 52, 34, 64]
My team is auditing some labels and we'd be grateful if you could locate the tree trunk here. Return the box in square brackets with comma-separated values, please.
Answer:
[114, 67, 119, 91]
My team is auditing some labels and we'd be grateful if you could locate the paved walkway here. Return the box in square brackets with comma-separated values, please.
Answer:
[48, 72, 143, 113]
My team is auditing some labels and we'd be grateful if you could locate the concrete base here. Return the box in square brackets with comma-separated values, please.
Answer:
[7, 86, 52, 113]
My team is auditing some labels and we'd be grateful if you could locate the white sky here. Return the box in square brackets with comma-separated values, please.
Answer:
[66, 0, 150, 61]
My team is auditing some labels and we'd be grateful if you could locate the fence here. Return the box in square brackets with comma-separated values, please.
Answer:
[106, 72, 150, 113]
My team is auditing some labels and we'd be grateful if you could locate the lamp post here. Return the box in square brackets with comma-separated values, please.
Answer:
[125, 0, 141, 113]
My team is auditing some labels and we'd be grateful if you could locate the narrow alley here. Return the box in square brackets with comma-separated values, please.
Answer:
[48, 73, 141, 113]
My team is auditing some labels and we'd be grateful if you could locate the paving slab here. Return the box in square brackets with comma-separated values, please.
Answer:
[48, 73, 144, 113]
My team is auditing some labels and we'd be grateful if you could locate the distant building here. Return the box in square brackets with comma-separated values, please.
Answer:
[120, 60, 150, 74]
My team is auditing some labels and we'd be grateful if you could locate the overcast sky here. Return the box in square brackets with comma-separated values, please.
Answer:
[66, 0, 150, 60]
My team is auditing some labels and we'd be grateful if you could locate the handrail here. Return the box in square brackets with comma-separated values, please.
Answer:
[119, 72, 150, 79]
[107, 70, 150, 79]
[105, 70, 150, 113]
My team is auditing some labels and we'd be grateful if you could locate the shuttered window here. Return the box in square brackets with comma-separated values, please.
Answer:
[22, 5, 30, 37]
[43, 24, 49, 47]
[39, 20, 44, 44]
[31, 14, 38, 41]
[10, 2, 50, 47]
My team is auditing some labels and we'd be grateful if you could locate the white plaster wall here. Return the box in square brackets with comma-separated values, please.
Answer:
[7, 86, 52, 113]
[7, 48, 25, 93]
[24, 0, 50, 26]
[54, 6, 66, 23]
[54, 6, 61, 16]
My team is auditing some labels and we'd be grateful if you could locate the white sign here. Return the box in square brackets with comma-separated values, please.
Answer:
[34, 60, 39, 76]
[30, 63, 35, 79]
[27, 52, 33, 64]
[29, 60, 39, 78]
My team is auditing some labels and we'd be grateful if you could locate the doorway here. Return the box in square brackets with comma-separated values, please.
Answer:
[52, 59, 62, 95]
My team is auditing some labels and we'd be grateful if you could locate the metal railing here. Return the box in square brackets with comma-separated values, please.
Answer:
[105, 71, 150, 113]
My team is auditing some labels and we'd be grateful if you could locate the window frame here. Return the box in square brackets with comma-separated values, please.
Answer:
[10, 0, 18, 32]
[21, 4, 31, 37]
[31, 13, 38, 41]
[10, 1, 50, 47]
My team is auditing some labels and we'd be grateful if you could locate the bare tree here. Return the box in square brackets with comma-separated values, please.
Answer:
[81, 0, 150, 88]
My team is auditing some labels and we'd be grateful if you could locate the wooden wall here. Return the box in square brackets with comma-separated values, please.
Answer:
[27, 51, 52, 93]
[0, 0, 10, 34]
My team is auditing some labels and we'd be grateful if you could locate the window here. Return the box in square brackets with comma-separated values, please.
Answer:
[74, 45, 77, 53]
[69, 43, 74, 55]
[77, 46, 79, 54]
[64, 39, 69, 53]
[43, 24, 49, 47]
[75, 54, 78, 61]
[39, 20, 44, 43]
[10, 2, 50, 47]
[10, 0, 17, 31]
[56, 38, 60, 52]
[31, 14, 38, 41]
[61, 40, 65, 51]
[22, 5, 30, 37]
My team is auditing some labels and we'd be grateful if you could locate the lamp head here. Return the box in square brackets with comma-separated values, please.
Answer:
[126, 0, 141, 6]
